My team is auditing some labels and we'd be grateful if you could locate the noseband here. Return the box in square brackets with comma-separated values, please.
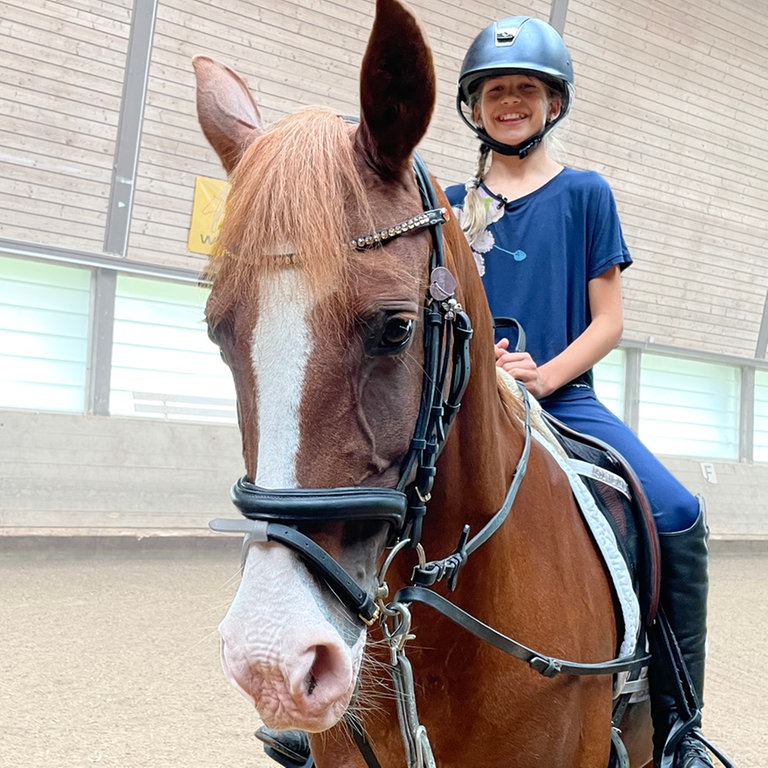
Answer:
[210, 152, 473, 624]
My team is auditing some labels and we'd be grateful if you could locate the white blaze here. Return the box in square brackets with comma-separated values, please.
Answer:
[220, 267, 365, 732]
[251, 268, 313, 488]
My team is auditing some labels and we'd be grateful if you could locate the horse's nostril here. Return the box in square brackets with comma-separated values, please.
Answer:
[307, 643, 337, 696]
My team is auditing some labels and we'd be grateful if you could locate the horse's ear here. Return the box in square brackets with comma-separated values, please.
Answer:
[192, 55, 264, 175]
[357, 0, 436, 177]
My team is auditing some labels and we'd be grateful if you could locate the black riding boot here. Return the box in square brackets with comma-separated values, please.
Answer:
[649, 500, 715, 768]
[255, 726, 313, 768]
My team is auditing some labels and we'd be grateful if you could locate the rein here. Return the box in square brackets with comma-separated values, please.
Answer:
[367, 383, 649, 768]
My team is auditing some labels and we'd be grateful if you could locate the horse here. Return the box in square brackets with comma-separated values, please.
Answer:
[193, 0, 654, 765]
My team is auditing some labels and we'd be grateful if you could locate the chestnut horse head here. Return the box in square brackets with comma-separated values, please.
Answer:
[193, 0, 481, 733]
[195, 0, 652, 765]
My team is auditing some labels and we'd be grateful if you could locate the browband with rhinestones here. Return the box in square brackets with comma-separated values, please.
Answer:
[350, 207, 449, 251]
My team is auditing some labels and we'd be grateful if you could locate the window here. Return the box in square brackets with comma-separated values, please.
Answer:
[1, 255, 761, 460]
[754, 370, 768, 462]
[638, 354, 739, 459]
[0, 256, 90, 412]
[593, 348, 625, 420]
[109, 275, 236, 422]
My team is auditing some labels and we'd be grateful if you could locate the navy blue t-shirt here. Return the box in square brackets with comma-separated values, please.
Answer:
[445, 168, 631, 391]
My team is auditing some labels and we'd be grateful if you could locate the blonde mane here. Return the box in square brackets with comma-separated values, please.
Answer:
[206, 109, 373, 326]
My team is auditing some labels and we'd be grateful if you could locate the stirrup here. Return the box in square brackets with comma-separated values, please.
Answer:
[255, 727, 314, 768]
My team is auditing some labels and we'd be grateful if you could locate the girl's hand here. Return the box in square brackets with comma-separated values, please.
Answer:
[494, 338, 548, 398]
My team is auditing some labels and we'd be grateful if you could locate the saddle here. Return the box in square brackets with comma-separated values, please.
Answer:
[539, 412, 664, 766]
[542, 411, 662, 630]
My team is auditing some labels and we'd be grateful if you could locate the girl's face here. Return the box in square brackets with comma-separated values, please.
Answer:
[473, 74, 561, 147]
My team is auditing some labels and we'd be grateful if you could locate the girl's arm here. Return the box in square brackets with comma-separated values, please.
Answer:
[495, 265, 624, 398]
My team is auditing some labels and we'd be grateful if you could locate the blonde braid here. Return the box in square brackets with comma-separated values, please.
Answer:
[459, 144, 491, 243]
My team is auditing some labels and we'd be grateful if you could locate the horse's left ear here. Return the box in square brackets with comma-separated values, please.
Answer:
[356, 0, 436, 177]
[193, 55, 264, 175]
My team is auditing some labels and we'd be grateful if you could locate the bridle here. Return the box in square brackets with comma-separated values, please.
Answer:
[209, 152, 473, 625]
[209, 150, 651, 768]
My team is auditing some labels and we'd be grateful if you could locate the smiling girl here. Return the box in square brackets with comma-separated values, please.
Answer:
[445, 16, 728, 768]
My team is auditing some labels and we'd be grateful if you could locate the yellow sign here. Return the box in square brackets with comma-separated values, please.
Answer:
[188, 176, 229, 255]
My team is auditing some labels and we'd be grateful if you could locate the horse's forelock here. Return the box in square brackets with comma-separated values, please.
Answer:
[207, 109, 374, 324]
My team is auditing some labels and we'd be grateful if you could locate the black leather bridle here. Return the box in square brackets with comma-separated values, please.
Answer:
[209, 152, 473, 625]
[208, 150, 653, 768]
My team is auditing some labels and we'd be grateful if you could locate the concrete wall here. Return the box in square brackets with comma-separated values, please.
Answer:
[2, 410, 764, 538]
[661, 456, 768, 539]
[0, 411, 242, 529]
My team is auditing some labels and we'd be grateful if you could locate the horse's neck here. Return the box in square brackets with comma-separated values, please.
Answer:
[422, 361, 524, 553]
[419, 225, 532, 558]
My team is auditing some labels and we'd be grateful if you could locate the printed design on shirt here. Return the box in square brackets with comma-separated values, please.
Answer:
[493, 245, 527, 262]
[451, 196, 505, 277]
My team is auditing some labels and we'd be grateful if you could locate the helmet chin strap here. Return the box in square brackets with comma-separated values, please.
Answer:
[480, 131, 544, 159]
[456, 93, 563, 160]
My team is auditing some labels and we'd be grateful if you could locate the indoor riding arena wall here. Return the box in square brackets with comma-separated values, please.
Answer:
[1, 0, 767, 539]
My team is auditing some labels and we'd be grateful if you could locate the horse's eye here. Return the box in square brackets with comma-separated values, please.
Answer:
[383, 317, 414, 347]
[368, 315, 415, 356]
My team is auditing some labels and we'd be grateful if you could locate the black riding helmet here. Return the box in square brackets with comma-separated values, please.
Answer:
[457, 16, 574, 158]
